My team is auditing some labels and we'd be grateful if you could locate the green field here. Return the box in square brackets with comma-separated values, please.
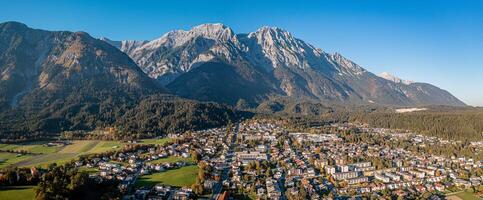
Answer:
[0, 142, 61, 154]
[14, 153, 78, 168]
[8, 140, 111, 168]
[135, 165, 198, 187]
[138, 138, 172, 145]
[58, 141, 99, 153]
[455, 191, 480, 200]
[0, 186, 35, 200]
[86, 141, 123, 154]
[0, 153, 33, 169]
[148, 156, 193, 164]
[446, 190, 481, 200]
[0, 138, 173, 169]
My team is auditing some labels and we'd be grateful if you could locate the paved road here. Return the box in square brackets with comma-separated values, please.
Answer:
[211, 122, 239, 199]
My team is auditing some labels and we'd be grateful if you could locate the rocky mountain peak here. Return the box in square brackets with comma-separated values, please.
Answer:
[183, 23, 235, 42]
[96, 22, 465, 107]
[192, 23, 233, 36]
[252, 26, 291, 35]
[379, 72, 414, 85]
[144, 23, 238, 50]
[244, 26, 323, 70]
[0, 21, 163, 110]
[248, 26, 298, 46]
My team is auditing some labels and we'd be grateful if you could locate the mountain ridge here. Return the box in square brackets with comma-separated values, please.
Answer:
[102, 23, 466, 107]
[379, 72, 415, 85]
[0, 21, 242, 138]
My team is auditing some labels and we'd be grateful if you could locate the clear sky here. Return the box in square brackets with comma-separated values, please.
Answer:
[2, 0, 482, 106]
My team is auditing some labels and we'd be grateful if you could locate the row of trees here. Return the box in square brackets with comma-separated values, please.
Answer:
[0, 167, 40, 186]
[0, 163, 121, 200]
[34, 164, 120, 200]
[191, 161, 213, 195]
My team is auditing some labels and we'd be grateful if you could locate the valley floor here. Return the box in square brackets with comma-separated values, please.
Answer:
[0, 138, 172, 169]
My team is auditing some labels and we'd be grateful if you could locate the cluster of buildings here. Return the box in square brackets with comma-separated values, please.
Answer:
[224, 121, 482, 199]
[72, 120, 482, 199]
[74, 137, 201, 199]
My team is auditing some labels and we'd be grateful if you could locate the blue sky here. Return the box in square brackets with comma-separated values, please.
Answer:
[2, 0, 482, 106]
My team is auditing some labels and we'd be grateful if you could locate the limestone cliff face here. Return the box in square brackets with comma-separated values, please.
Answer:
[104, 23, 465, 106]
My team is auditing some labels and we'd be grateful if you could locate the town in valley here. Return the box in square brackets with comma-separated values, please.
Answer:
[3, 119, 479, 199]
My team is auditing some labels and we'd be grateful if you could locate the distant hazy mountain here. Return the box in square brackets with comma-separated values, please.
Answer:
[103, 23, 465, 106]
[0, 22, 239, 136]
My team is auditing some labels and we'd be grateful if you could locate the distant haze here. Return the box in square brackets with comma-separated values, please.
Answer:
[1, 0, 482, 106]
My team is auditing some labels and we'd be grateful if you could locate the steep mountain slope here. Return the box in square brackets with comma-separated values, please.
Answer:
[0, 21, 159, 108]
[0, 22, 241, 138]
[167, 61, 279, 105]
[119, 23, 244, 85]
[100, 37, 148, 58]
[107, 23, 466, 107]
[378, 72, 465, 106]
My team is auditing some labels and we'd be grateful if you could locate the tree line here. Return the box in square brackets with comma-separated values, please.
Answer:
[0, 94, 252, 141]
[271, 101, 483, 141]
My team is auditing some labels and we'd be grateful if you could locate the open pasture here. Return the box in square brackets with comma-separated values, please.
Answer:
[0, 138, 173, 169]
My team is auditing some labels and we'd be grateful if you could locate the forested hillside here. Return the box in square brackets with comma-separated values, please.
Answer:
[260, 100, 483, 141]
[0, 22, 247, 141]
[348, 109, 483, 141]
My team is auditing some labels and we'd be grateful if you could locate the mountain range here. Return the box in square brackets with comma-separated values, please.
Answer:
[0, 21, 466, 138]
[0, 21, 239, 139]
[101, 23, 465, 107]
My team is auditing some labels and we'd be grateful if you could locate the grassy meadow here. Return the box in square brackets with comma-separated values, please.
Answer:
[135, 165, 198, 187]
[0, 186, 36, 200]
[0, 138, 172, 169]
[454, 191, 481, 200]
[0, 152, 33, 169]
